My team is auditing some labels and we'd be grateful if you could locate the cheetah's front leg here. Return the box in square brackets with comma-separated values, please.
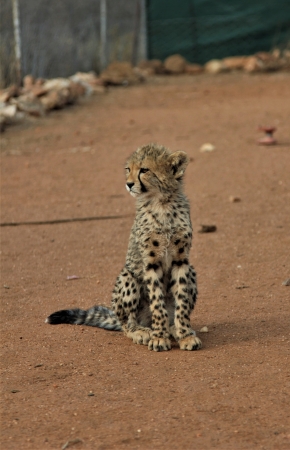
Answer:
[112, 268, 151, 346]
[144, 263, 171, 352]
[170, 261, 202, 351]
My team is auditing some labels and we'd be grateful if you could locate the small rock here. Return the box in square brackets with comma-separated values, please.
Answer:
[164, 54, 187, 74]
[200, 326, 209, 333]
[88, 391, 94, 396]
[200, 143, 215, 152]
[282, 279, 290, 286]
[243, 56, 264, 73]
[198, 224, 217, 233]
[0, 104, 17, 119]
[62, 439, 83, 450]
[229, 196, 241, 203]
[223, 56, 247, 70]
[255, 52, 282, 71]
[12, 94, 45, 117]
[100, 61, 142, 86]
[0, 84, 20, 103]
[204, 59, 229, 74]
[70, 72, 105, 95]
[40, 90, 62, 111]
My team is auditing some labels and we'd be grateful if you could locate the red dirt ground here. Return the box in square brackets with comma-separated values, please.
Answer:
[1, 73, 290, 450]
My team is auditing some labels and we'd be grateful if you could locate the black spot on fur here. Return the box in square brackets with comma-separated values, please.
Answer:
[172, 260, 183, 267]
[149, 251, 155, 257]
[146, 263, 159, 271]
[153, 240, 159, 247]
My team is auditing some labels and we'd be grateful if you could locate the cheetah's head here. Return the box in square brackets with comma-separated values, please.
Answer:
[125, 144, 189, 199]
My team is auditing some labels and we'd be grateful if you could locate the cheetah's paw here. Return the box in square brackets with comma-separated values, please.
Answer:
[179, 335, 202, 351]
[128, 329, 151, 346]
[148, 338, 171, 352]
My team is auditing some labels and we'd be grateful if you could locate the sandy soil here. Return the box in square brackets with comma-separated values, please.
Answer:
[1, 72, 290, 450]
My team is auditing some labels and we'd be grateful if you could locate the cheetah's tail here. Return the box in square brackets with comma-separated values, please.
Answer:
[45, 305, 122, 331]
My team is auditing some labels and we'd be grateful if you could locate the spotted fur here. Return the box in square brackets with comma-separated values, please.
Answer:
[46, 144, 202, 352]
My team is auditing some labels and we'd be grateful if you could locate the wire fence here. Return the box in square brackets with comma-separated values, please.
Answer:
[1, 0, 290, 88]
[147, 1, 290, 64]
[0, 0, 144, 87]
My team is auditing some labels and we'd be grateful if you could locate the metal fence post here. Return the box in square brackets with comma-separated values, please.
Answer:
[12, 0, 22, 86]
[139, 0, 147, 61]
[132, 0, 141, 66]
[100, 0, 107, 71]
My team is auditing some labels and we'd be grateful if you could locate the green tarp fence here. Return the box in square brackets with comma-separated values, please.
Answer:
[147, 0, 290, 63]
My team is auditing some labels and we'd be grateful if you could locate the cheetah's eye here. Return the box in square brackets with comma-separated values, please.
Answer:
[140, 168, 149, 174]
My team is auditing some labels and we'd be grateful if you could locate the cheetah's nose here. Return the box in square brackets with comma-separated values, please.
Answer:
[126, 182, 134, 190]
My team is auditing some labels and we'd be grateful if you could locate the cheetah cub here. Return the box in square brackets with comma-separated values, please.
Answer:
[46, 144, 202, 352]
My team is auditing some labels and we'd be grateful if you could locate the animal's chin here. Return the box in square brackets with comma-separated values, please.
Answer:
[125, 185, 138, 197]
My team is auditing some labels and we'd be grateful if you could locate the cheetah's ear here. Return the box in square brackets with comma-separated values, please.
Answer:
[168, 151, 189, 180]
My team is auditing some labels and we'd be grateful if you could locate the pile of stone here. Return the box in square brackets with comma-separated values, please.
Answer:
[137, 55, 203, 76]
[205, 50, 290, 74]
[0, 72, 105, 132]
[1, 49, 289, 132]
[136, 49, 290, 76]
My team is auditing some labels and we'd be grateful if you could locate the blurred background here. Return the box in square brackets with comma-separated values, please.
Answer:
[1, 0, 290, 87]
